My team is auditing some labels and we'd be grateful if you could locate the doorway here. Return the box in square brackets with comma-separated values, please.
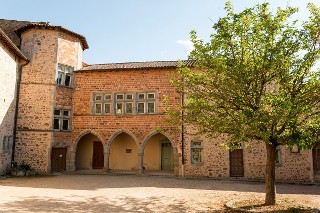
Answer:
[92, 141, 104, 169]
[51, 148, 67, 172]
[230, 149, 244, 177]
[161, 142, 172, 170]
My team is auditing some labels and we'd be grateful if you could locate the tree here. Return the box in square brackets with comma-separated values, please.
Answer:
[171, 1, 320, 205]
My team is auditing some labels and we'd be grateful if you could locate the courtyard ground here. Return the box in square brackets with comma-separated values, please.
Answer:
[0, 174, 319, 212]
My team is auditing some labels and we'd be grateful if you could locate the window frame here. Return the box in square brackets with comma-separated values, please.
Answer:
[190, 140, 204, 165]
[92, 91, 157, 115]
[275, 145, 282, 166]
[54, 109, 71, 131]
[56, 64, 74, 88]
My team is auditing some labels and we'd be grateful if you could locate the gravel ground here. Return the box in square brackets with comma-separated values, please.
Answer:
[0, 174, 319, 212]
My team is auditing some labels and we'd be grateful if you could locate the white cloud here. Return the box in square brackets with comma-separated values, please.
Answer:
[176, 39, 194, 55]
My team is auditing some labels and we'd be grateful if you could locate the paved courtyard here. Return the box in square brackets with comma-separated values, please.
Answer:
[0, 174, 319, 212]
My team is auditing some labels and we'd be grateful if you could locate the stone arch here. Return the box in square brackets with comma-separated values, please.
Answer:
[141, 131, 179, 175]
[74, 129, 105, 150]
[106, 129, 140, 173]
[106, 129, 139, 154]
[141, 131, 176, 154]
[73, 130, 105, 171]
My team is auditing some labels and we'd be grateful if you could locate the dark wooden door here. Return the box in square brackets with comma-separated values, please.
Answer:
[51, 148, 67, 172]
[313, 144, 320, 173]
[92, 141, 104, 169]
[230, 149, 244, 177]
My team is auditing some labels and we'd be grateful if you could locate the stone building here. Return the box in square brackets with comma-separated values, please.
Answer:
[0, 19, 319, 183]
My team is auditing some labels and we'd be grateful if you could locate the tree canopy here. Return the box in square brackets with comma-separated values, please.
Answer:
[169, 1, 320, 205]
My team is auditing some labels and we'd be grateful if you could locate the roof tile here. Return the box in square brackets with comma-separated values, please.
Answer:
[77, 60, 194, 71]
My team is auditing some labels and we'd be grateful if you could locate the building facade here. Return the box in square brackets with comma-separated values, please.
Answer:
[0, 19, 319, 182]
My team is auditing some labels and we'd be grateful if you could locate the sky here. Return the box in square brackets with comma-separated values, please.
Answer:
[0, 0, 318, 65]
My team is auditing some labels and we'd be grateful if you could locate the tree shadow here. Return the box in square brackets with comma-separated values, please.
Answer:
[0, 196, 235, 212]
[1, 174, 320, 196]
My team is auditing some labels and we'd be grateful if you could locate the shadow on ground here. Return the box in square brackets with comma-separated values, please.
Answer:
[1, 174, 319, 196]
[0, 196, 236, 213]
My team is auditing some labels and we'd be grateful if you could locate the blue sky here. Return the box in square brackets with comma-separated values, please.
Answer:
[1, 0, 318, 64]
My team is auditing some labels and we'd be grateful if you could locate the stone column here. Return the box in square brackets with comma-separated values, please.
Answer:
[138, 152, 144, 175]
[105, 151, 110, 173]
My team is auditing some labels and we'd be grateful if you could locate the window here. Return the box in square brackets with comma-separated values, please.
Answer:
[92, 91, 157, 115]
[54, 109, 71, 131]
[191, 140, 203, 164]
[2, 136, 12, 152]
[93, 94, 112, 114]
[56, 64, 73, 87]
[275, 145, 281, 165]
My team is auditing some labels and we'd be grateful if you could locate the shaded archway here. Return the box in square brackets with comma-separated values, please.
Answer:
[143, 133, 175, 174]
[108, 132, 139, 172]
[75, 133, 104, 170]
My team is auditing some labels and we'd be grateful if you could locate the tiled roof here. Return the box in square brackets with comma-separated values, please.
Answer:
[0, 19, 88, 50]
[0, 28, 28, 62]
[0, 19, 34, 47]
[17, 23, 89, 50]
[77, 60, 194, 72]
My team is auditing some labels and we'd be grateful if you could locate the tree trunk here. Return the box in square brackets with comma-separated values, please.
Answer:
[265, 142, 277, 205]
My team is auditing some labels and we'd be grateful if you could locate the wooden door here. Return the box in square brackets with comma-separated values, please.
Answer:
[313, 144, 320, 173]
[230, 149, 244, 177]
[161, 142, 172, 170]
[92, 141, 104, 169]
[51, 148, 67, 172]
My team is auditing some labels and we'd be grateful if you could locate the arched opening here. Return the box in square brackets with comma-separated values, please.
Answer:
[143, 133, 174, 174]
[76, 133, 104, 170]
[109, 132, 139, 172]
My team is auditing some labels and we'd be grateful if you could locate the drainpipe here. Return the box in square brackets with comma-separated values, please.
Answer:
[11, 60, 28, 166]
[181, 77, 185, 177]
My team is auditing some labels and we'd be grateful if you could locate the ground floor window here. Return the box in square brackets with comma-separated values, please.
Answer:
[191, 140, 203, 164]
[275, 145, 281, 165]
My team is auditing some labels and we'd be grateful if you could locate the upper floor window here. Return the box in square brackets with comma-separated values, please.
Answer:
[56, 64, 73, 87]
[92, 91, 157, 115]
[54, 109, 71, 131]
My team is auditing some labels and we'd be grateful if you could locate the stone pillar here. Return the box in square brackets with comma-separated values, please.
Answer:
[105, 151, 110, 173]
[138, 152, 144, 175]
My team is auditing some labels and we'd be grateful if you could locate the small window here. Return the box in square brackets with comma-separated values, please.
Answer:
[95, 103, 102, 114]
[137, 102, 145, 114]
[147, 93, 155, 99]
[191, 140, 203, 164]
[62, 119, 69, 131]
[147, 102, 155, 114]
[138, 93, 145, 100]
[95, 95, 103, 101]
[116, 103, 123, 114]
[116, 94, 124, 100]
[104, 94, 112, 100]
[126, 94, 133, 100]
[54, 110, 61, 116]
[104, 103, 111, 114]
[63, 110, 70, 117]
[53, 118, 60, 130]
[56, 64, 73, 87]
[126, 102, 133, 114]
[54, 109, 71, 131]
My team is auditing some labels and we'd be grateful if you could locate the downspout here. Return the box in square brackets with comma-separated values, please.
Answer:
[11, 60, 28, 165]
[181, 77, 185, 177]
